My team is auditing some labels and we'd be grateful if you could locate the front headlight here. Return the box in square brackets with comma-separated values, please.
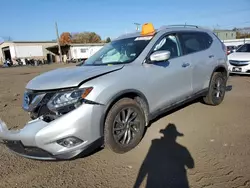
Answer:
[47, 87, 93, 111]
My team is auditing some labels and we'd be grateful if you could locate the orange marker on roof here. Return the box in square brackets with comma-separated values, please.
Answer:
[141, 23, 156, 36]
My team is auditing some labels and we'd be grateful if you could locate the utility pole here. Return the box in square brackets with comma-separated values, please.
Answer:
[55, 22, 62, 63]
[134, 23, 141, 31]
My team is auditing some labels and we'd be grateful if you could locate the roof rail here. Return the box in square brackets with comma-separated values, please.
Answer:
[158, 24, 199, 31]
[167, 24, 199, 28]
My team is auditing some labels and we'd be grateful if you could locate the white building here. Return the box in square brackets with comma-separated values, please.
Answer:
[223, 38, 250, 47]
[0, 41, 58, 63]
[69, 43, 104, 60]
[0, 41, 106, 64]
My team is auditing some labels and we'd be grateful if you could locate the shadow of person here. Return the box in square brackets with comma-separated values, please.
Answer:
[134, 123, 194, 188]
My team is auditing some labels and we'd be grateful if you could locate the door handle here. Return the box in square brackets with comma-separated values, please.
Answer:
[182, 63, 190, 68]
[209, 55, 214, 58]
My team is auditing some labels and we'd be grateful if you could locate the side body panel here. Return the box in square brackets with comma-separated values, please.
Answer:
[141, 56, 192, 110]
[82, 30, 193, 114]
[82, 62, 191, 114]
[177, 31, 226, 93]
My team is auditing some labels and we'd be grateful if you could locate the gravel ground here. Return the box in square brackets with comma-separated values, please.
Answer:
[0, 64, 250, 188]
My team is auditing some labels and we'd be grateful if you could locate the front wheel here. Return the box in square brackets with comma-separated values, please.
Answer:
[104, 98, 146, 153]
[203, 72, 227, 105]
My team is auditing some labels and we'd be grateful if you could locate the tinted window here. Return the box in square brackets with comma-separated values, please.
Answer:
[236, 44, 250, 52]
[153, 34, 181, 58]
[179, 32, 213, 55]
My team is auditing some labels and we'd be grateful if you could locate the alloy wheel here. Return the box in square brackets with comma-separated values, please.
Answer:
[112, 108, 141, 145]
[213, 77, 225, 99]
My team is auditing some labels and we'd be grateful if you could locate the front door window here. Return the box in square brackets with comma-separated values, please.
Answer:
[153, 35, 181, 59]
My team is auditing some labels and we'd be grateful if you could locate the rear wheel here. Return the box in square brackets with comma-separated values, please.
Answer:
[104, 98, 146, 153]
[203, 72, 227, 105]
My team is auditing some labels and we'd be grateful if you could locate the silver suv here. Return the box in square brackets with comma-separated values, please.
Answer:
[0, 24, 229, 160]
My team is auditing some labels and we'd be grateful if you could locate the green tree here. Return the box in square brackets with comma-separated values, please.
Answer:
[236, 32, 250, 39]
[106, 37, 111, 43]
[71, 32, 102, 43]
[232, 27, 238, 31]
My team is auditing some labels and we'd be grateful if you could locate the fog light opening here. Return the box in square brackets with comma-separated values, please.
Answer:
[57, 137, 83, 148]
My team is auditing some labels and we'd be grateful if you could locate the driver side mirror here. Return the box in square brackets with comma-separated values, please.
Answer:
[149, 50, 171, 62]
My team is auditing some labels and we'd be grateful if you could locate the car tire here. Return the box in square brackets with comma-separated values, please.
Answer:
[203, 72, 227, 106]
[104, 98, 146, 153]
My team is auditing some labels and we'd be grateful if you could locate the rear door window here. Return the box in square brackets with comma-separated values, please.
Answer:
[178, 32, 213, 55]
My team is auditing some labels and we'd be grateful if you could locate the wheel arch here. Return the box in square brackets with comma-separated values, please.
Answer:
[99, 89, 150, 136]
[213, 65, 228, 77]
[209, 65, 228, 86]
[203, 65, 228, 106]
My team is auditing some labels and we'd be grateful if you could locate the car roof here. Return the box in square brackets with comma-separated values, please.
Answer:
[114, 26, 213, 41]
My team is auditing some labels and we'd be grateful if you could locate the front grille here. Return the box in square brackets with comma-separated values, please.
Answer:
[24, 91, 56, 119]
[27, 92, 39, 102]
[229, 60, 249, 67]
[4, 140, 52, 158]
[37, 92, 56, 117]
[230, 63, 249, 67]
[39, 92, 55, 106]
[23, 91, 45, 111]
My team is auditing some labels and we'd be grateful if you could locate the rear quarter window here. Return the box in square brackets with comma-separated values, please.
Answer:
[178, 32, 213, 55]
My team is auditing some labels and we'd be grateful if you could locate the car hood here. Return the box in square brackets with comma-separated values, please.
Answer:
[26, 65, 124, 90]
[228, 52, 250, 61]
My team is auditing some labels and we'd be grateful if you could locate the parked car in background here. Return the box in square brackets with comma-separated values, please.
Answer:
[228, 43, 250, 74]
[226, 45, 237, 55]
[237, 44, 243, 49]
[0, 23, 229, 160]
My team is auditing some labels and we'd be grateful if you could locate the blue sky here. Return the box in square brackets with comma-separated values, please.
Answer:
[0, 0, 249, 41]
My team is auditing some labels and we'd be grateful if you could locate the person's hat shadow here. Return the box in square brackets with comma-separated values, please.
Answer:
[134, 123, 194, 188]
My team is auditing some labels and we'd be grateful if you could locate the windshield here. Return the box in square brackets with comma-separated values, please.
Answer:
[236, 44, 250, 52]
[84, 36, 152, 65]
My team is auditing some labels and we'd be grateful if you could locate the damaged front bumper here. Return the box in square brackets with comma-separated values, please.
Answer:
[0, 118, 56, 160]
[0, 104, 105, 160]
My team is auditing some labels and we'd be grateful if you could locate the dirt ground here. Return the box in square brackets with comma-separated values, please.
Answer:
[0, 64, 250, 188]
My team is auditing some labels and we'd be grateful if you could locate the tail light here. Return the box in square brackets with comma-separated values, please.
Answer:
[223, 44, 227, 55]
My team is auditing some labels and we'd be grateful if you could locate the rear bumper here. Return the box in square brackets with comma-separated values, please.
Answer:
[0, 103, 105, 160]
